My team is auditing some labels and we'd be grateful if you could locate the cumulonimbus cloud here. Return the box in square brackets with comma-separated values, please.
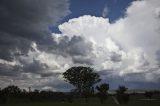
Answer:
[54, 0, 160, 84]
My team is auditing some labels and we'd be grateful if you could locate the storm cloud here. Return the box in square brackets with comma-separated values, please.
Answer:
[0, 0, 70, 61]
[0, 0, 71, 89]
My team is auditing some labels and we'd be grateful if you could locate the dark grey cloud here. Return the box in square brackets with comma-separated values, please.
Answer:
[0, 0, 71, 89]
[67, 36, 93, 56]
[0, 32, 31, 61]
[110, 52, 122, 62]
[72, 56, 94, 65]
[39, 35, 94, 65]
[23, 59, 48, 74]
[57, 36, 94, 65]
[0, 35, 95, 82]
[0, 63, 21, 77]
[21, 59, 61, 78]
[48, 36, 93, 56]
[0, 0, 70, 61]
[0, 0, 70, 40]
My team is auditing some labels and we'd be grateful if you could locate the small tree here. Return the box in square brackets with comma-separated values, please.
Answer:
[116, 86, 129, 104]
[63, 66, 101, 99]
[145, 91, 153, 99]
[96, 83, 109, 104]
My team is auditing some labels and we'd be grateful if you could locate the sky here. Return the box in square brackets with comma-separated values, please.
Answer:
[51, 0, 133, 32]
[0, 0, 160, 91]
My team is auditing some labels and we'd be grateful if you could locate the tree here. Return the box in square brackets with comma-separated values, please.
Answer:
[2, 85, 21, 103]
[63, 66, 101, 97]
[116, 86, 130, 104]
[145, 91, 153, 99]
[2, 85, 21, 94]
[96, 83, 109, 104]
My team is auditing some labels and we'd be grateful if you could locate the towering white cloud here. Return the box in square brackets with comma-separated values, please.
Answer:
[55, 0, 160, 83]
[109, 0, 160, 61]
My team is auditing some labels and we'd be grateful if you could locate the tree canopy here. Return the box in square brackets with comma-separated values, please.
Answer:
[63, 66, 101, 95]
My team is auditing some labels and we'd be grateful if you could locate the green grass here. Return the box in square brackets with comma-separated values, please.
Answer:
[1, 96, 160, 106]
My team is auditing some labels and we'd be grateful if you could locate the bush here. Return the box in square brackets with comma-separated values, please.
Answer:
[145, 91, 153, 99]
[116, 86, 130, 104]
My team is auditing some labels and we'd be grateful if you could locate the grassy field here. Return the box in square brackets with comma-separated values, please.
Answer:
[1, 95, 160, 106]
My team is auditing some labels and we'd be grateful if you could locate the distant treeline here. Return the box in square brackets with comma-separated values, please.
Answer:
[0, 85, 160, 104]
[0, 85, 67, 103]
